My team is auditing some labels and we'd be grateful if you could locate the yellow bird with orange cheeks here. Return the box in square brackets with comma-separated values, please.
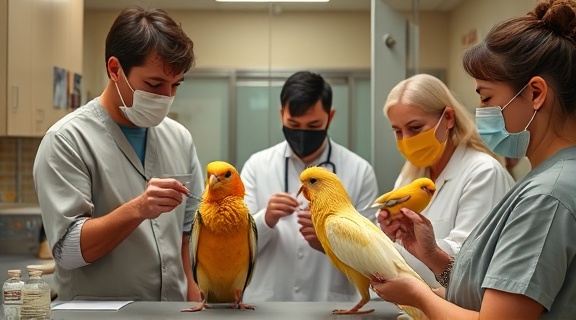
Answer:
[370, 178, 435, 215]
[181, 161, 257, 312]
[298, 167, 428, 319]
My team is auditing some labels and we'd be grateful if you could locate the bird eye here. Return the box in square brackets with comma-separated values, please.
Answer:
[310, 178, 317, 184]
[225, 170, 231, 178]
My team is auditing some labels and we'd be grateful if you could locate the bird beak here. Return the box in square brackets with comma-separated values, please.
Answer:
[422, 186, 435, 196]
[209, 174, 220, 188]
[370, 202, 385, 209]
[297, 185, 304, 198]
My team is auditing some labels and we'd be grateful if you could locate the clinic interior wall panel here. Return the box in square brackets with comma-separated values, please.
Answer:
[416, 12, 450, 71]
[83, 9, 450, 105]
[83, 10, 372, 95]
[447, 0, 536, 111]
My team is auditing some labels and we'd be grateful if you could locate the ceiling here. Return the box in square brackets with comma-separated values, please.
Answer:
[84, 0, 468, 12]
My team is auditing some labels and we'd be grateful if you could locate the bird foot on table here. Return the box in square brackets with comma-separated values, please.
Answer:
[230, 302, 255, 310]
[181, 306, 203, 312]
[181, 303, 211, 312]
[332, 309, 375, 315]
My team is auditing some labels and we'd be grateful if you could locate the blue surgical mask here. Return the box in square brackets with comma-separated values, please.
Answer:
[475, 84, 537, 158]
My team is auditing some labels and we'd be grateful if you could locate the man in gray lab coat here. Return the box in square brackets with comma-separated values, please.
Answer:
[33, 6, 203, 301]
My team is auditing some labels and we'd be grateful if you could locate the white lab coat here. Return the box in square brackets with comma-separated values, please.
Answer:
[240, 140, 379, 302]
[394, 145, 515, 287]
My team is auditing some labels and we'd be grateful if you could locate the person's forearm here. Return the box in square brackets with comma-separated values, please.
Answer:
[416, 289, 479, 320]
[421, 246, 453, 276]
[80, 197, 145, 262]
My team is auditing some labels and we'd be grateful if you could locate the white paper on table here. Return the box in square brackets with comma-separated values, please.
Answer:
[51, 300, 134, 311]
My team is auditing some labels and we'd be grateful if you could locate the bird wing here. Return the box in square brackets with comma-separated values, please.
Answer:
[242, 213, 258, 291]
[325, 208, 422, 280]
[190, 209, 203, 285]
[371, 195, 411, 209]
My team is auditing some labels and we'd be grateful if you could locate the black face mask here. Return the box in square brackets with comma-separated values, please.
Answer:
[282, 126, 327, 158]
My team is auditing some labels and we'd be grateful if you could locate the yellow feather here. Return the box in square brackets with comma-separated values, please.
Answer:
[299, 167, 429, 319]
[189, 161, 257, 309]
[371, 178, 435, 215]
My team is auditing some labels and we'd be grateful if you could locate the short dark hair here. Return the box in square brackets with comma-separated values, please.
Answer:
[280, 71, 332, 117]
[105, 6, 195, 77]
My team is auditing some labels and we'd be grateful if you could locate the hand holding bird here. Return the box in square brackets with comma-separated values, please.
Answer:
[372, 178, 435, 242]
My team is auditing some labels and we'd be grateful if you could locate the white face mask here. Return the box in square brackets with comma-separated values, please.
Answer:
[114, 69, 174, 128]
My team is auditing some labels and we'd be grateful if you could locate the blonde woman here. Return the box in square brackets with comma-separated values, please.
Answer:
[377, 74, 514, 288]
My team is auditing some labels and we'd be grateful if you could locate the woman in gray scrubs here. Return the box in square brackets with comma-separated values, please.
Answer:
[370, 0, 576, 319]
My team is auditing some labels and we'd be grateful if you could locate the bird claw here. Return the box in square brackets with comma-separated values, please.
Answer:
[230, 302, 255, 310]
[181, 306, 204, 312]
[181, 301, 210, 312]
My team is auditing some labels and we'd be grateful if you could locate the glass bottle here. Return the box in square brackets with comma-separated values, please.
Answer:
[3, 269, 25, 320]
[20, 269, 51, 320]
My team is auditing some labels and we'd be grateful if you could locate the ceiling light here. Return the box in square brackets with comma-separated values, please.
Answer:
[216, 0, 329, 2]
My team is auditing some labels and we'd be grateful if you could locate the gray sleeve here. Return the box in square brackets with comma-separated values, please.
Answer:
[183, 140, 204, 233]
[33, 132, 94, 263]
[482, 194, 576, 310]
[53, 218, 89, 270]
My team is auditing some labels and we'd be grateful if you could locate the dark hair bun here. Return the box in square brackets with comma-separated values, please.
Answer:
[532, 0, 576, 38]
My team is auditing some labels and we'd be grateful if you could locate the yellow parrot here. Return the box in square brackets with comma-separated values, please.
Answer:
[181, 161, 257, 312]
[371, 178, 435, 215]
[298, 167, 429, 319]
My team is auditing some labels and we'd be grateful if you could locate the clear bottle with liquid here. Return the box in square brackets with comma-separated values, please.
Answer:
[3, 269, 25, 320]
[20, 269, 51, 320]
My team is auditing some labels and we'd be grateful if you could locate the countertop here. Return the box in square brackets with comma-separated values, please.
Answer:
[0, 203, 41, 215]
[49, 301, 406, 320]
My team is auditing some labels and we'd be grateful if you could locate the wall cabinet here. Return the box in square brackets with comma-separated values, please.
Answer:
[0, 0, 83, 137]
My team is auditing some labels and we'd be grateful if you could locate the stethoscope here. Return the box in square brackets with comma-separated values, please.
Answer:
[284, 140, 336, 193]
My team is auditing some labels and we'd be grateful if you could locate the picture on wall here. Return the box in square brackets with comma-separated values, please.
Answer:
[53, 66, 68, 109]
[70, 73, 82, 110]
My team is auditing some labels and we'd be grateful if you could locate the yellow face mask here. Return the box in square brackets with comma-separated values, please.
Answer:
[396, 112, 448, 168]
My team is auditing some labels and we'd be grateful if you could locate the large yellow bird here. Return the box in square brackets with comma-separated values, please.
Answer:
[298, 167, 428, 319]
[371, 178, 435, 215]
[182, 161, 257, 312]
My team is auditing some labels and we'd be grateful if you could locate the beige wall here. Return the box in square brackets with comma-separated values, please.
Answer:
[84, 10, 373, 95]
[83, 9, 451, 96]
[447, 0, 537, 110]
[418, 12, 450, 71]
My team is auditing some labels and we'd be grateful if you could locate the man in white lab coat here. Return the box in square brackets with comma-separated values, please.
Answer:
[241, 71, 379, 302]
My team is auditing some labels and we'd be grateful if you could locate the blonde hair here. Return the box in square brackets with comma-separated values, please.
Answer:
[384, 74, 492, 184]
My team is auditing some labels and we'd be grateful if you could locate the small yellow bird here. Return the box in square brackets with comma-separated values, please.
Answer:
[298, 167, 428, 319]
[371, 178, 435, 215]
[182, 161, 257, 312]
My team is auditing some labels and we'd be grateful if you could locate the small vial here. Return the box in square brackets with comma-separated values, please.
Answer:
[20, 269, 51, 320]
[3, 269, 24, 320]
